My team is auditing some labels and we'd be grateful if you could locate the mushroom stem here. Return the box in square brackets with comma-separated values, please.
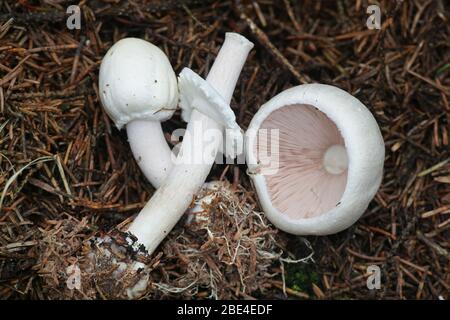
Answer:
[128, 33, 253, 253]
[98, 37, 179, 190]
[323, 144, 348, 175]
[126, 120, 172, 188]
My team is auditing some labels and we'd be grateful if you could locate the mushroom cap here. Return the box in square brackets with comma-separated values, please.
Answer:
[178, 67, 243, 158]
[245, 84, 385, 235]
[99, 38, 178, 129]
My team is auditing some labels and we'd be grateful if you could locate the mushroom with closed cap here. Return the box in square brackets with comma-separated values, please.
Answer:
[99, 37, 178, 188]
[245, 84, 385, 235]
[91, 33, 252, 298]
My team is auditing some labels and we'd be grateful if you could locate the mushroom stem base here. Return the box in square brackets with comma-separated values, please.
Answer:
[323, 144, 348, 175]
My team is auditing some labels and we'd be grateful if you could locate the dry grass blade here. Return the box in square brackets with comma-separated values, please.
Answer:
[0, 156, 54, 210]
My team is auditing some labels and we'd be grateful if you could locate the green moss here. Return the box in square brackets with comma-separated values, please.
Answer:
[285, 262, 319, 295]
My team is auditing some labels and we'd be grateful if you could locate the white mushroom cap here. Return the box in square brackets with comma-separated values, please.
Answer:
[245, 84, 385, 235]
[99, 38, 178, 129]
[178, 67, 243, 158]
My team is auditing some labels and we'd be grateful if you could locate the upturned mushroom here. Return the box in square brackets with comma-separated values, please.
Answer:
[245, 84, 385, 235]
[99, 37, 178, 188]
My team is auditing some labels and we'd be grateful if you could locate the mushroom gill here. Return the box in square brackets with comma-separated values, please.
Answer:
[256, 104, 348, 219]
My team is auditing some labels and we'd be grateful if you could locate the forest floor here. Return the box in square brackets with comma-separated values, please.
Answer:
[0, 0, 449, 299]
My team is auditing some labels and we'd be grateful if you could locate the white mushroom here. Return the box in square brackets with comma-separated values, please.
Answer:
[86, 34, 251, 299]
[99, 37, 178, 188]
[127, 33, 254, 254]
[245, 84, 385, 235]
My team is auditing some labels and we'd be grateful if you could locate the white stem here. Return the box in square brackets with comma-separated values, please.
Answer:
[126, 120, 172, 188]
[128, 33, 253, 253]
[323, 144, 348, 175]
